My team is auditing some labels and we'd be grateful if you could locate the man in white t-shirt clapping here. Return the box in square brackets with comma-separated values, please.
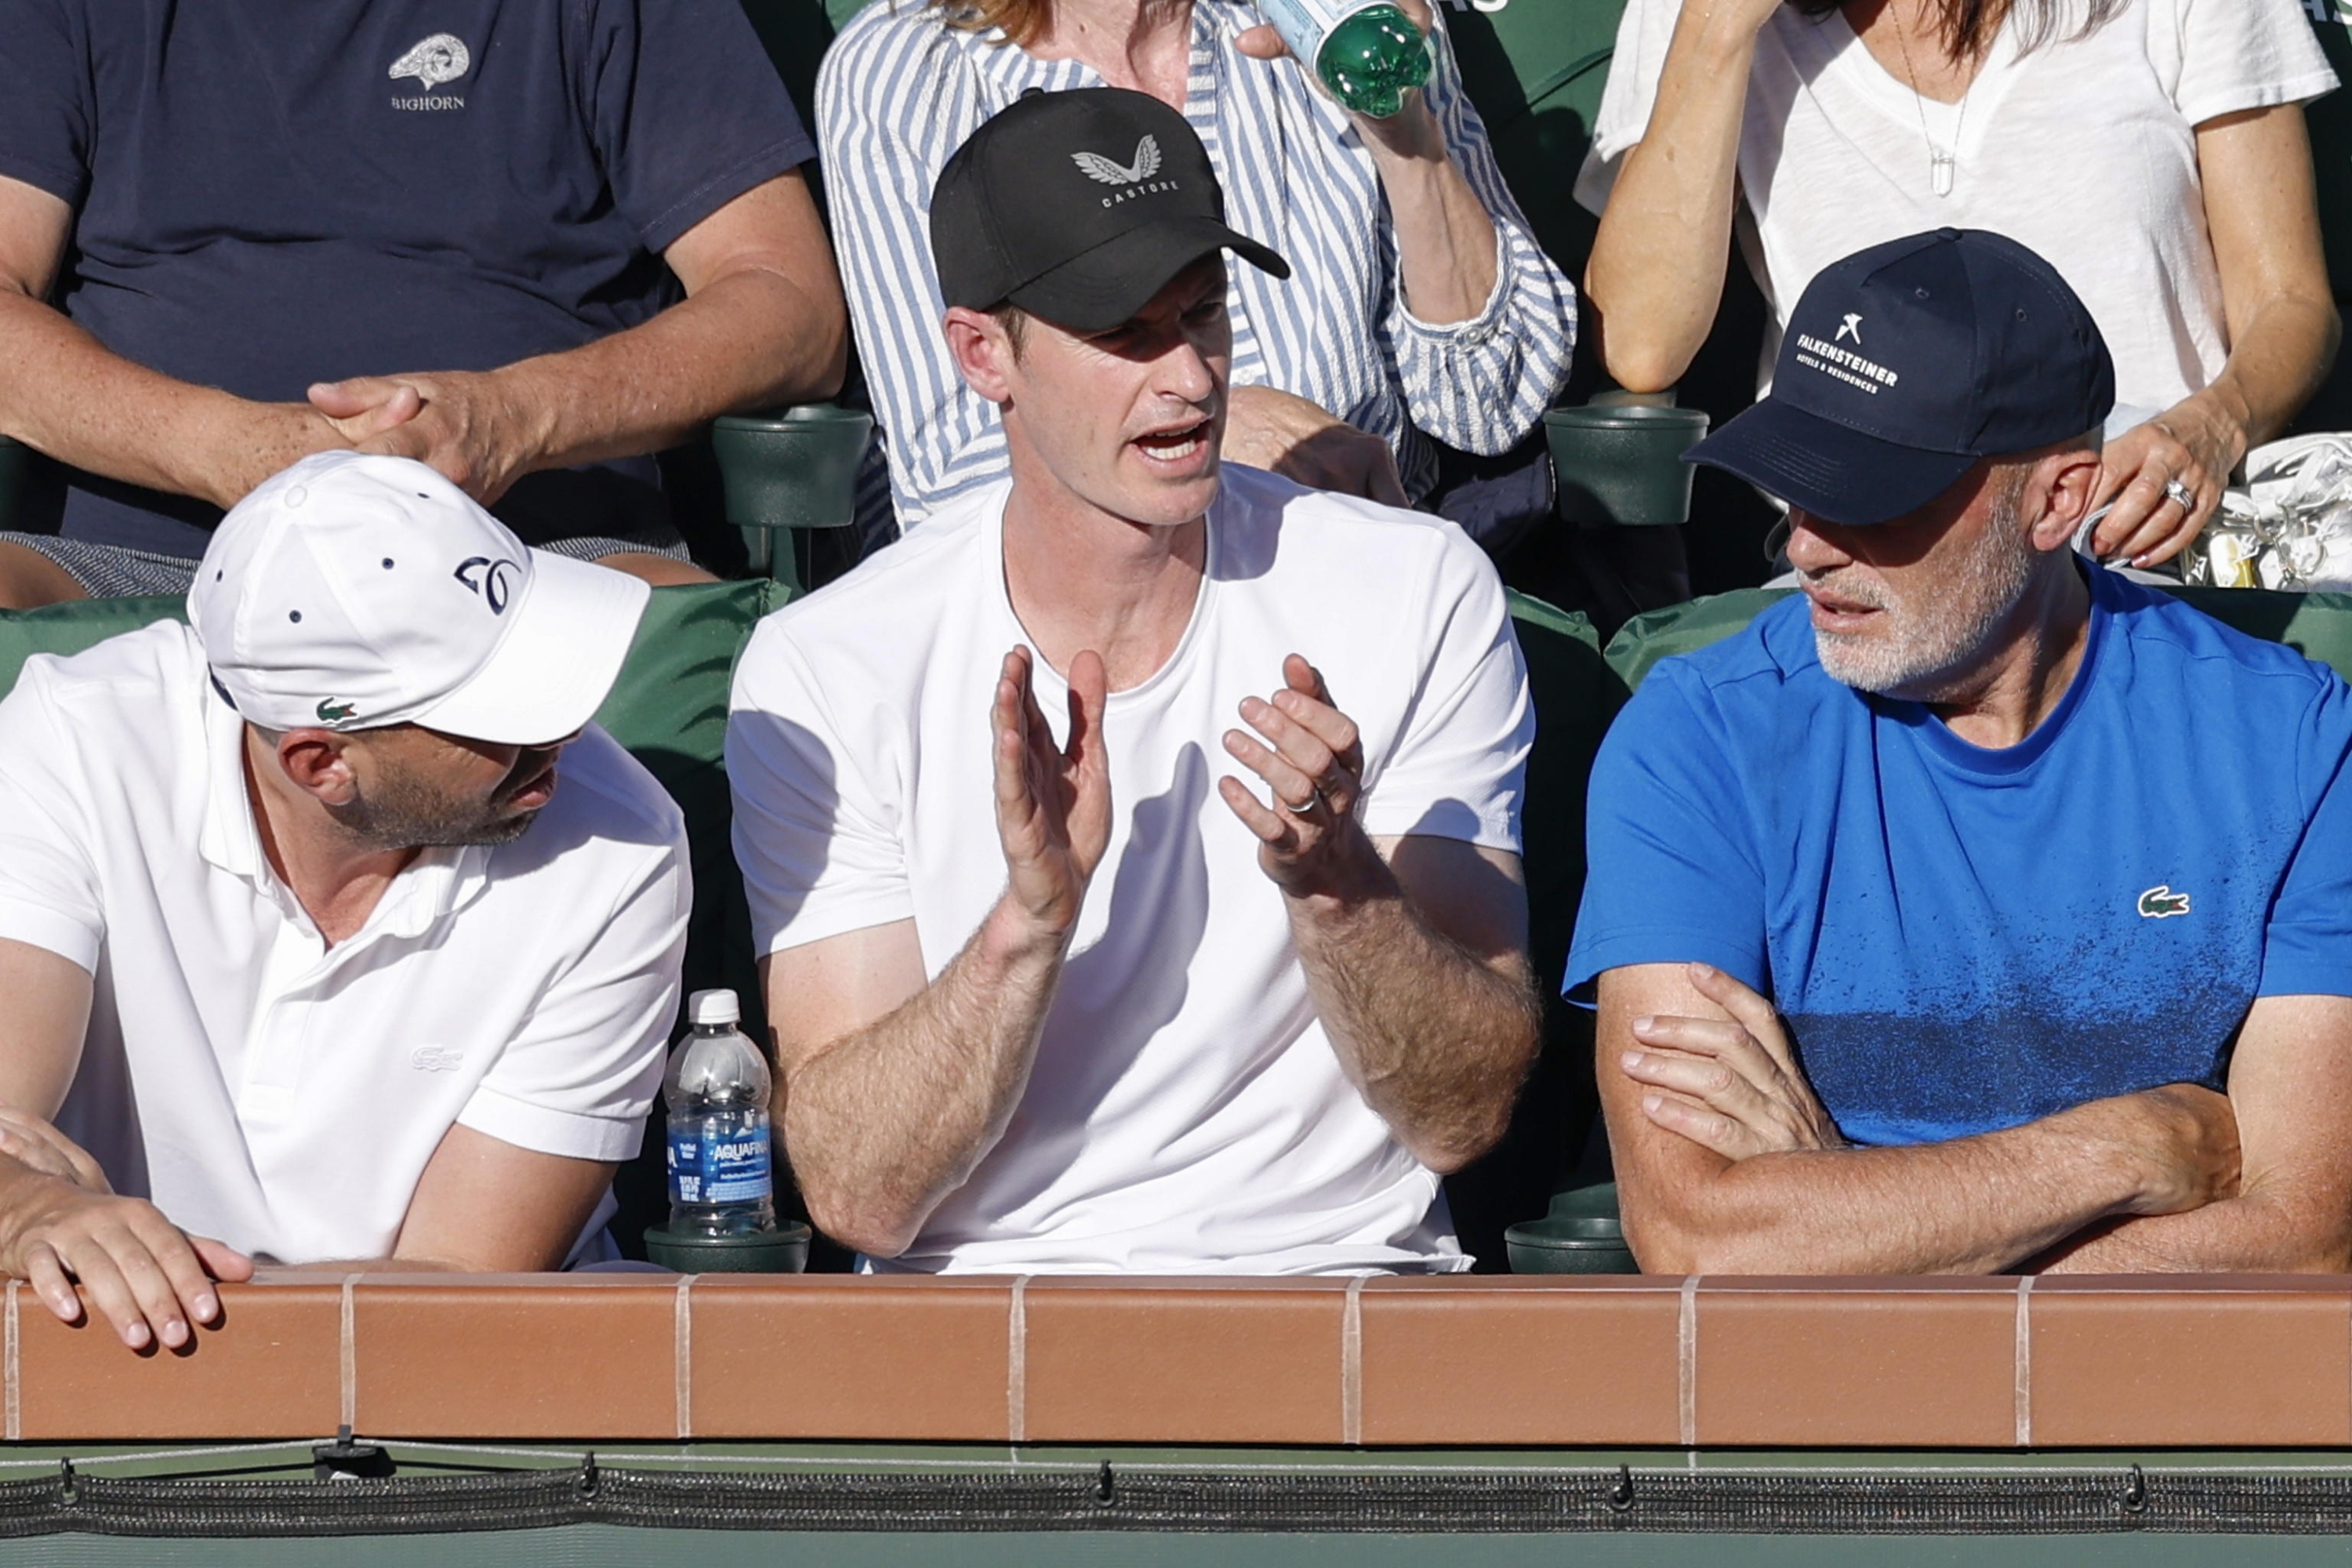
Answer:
[727, 89, 1541, 1274]
[0, 452, 689, 1352]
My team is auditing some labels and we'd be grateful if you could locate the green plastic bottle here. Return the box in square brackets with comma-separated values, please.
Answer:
[1257, 0, 1432, 119]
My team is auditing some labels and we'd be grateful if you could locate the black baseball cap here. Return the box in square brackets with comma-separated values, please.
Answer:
[931, 87, 1289, 334]
[1685, 229, 2115, 527]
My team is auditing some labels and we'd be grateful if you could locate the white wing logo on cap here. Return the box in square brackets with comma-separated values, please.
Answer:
[1836, 313, 1864, 345]
[1072, 136, 1163, 187]
[390, 34, 471, 93]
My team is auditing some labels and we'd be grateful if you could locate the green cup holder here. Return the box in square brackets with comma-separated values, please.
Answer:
[1542, 404, 1711, 528]
[710, 405, 875, 587]
[642, 1221, 813, 1275]
[711, 405, 873, 532]
[1504, 1181, 1638, 1275]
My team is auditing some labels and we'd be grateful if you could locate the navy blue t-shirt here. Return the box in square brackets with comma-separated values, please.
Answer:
[1565, 566, 2352, 1148]
[0, 0, 815, 554]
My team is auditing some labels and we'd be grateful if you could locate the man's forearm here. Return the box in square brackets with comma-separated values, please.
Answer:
[488, 267, 847, 478]
[2036, 1189, 2349, 1274]
[1624, 1093, 2212, 1276]
[782, 902, 1066, 1257]
[1290, 869, 1539, 1174]
[0, 292, 332, 506]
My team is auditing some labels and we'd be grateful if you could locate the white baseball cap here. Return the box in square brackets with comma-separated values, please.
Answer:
[190, 452, 652, 746]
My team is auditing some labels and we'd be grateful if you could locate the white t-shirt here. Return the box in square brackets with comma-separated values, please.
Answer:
[1577, 0, 2336, 417]
[0, 622, 691, 1265]
[727, 466, 1534, 1275]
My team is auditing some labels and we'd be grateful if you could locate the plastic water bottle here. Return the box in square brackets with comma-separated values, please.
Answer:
[664, 989, 776, 1236]
[1256, 0, 1431, 118]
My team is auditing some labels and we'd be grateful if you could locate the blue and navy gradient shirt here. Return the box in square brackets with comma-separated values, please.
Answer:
[1566, 564, 2352, 1148]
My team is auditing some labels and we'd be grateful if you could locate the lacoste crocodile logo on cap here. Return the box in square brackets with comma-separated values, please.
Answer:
[1073, 136, 1163, 187]
[2137, 884, 2192, 919]
[390, 34, 470, 93]
[315, 699, 357, 723]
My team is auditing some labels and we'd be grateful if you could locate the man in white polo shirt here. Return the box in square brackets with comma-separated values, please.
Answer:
[0, 450, 689, 1352]
[727, 91, 1541, 1273]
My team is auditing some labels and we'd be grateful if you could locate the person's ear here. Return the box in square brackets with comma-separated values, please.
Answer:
[274, 730, 361, 808]
[2025, 447, 2105, 554]
[943, 307, 1018, 405]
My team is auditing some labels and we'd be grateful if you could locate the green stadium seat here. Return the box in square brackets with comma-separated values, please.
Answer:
[1446, 590, 1624, 1266]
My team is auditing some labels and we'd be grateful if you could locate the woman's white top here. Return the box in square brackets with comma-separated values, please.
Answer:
[818, 0, 1577, 528]
[1578, 0, 2335, 419]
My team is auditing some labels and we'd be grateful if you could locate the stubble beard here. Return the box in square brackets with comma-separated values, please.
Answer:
[330, 756, 546, 851]
[1813, 480, 2038, 701]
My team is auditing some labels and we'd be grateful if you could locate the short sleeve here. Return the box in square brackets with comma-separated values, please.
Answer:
[578, 0, 818, 256]
[2169, 0, 2336, 129]
[1573, 0, 1682, 217]
[459, 799, 689, 1162]
[727, 620, 915, 955]
[1563, 663, 1768, 1004]
[0, 663, 104, 972]
[1354, 538, 1534, 853]
[2256, 678, 2352, 999]
[0, 0, 93, 207]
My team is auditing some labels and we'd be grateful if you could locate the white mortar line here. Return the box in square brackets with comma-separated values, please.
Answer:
[1341, 1276, 1367, 1446]
[339, 1274, 360, 1432]
[2014, 1275, 2036, 1448]
[6, 1279, 20, 1443]
[673, 1275, 696, 1441]
[1678, 1276, 1700, 1448]
[1007, 1276, 1030, 1446]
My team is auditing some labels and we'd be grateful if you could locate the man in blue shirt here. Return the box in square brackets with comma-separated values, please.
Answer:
[0, 0, 848, 604]
[1568, 229, 2352, 1275]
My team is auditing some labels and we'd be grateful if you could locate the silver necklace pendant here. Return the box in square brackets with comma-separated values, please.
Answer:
[1930, 147, 1956, 197]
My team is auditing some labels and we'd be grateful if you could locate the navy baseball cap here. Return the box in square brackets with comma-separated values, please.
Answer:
[1685, 229, 2114, 527]
[931, 87, 1289, 334]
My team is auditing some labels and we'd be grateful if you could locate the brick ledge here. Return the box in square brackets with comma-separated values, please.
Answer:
[13, 1272, 2347, 1448]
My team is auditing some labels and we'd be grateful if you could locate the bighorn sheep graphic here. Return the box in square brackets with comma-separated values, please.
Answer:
[390, 34, 470, 94]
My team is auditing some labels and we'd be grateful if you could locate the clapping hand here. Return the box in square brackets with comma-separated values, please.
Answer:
[1219, 655, 1379, 898]
[1621, 964, 1846, 1160]
[992, 645, 1112, 942]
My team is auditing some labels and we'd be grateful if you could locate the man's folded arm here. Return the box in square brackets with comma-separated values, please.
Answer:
[1598, 961, 2240, 1275]
[2027, 993, 2352, 1273]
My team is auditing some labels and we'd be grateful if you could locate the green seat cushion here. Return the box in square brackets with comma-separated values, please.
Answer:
[0, 596, 189, 692]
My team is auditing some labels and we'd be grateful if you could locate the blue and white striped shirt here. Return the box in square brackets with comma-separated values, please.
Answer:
[817, 0, 1577, 531]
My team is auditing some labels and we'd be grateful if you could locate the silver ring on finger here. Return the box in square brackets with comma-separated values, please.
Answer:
[1280, 785, 1323, 817]
[2163, 478, 2194, 511]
